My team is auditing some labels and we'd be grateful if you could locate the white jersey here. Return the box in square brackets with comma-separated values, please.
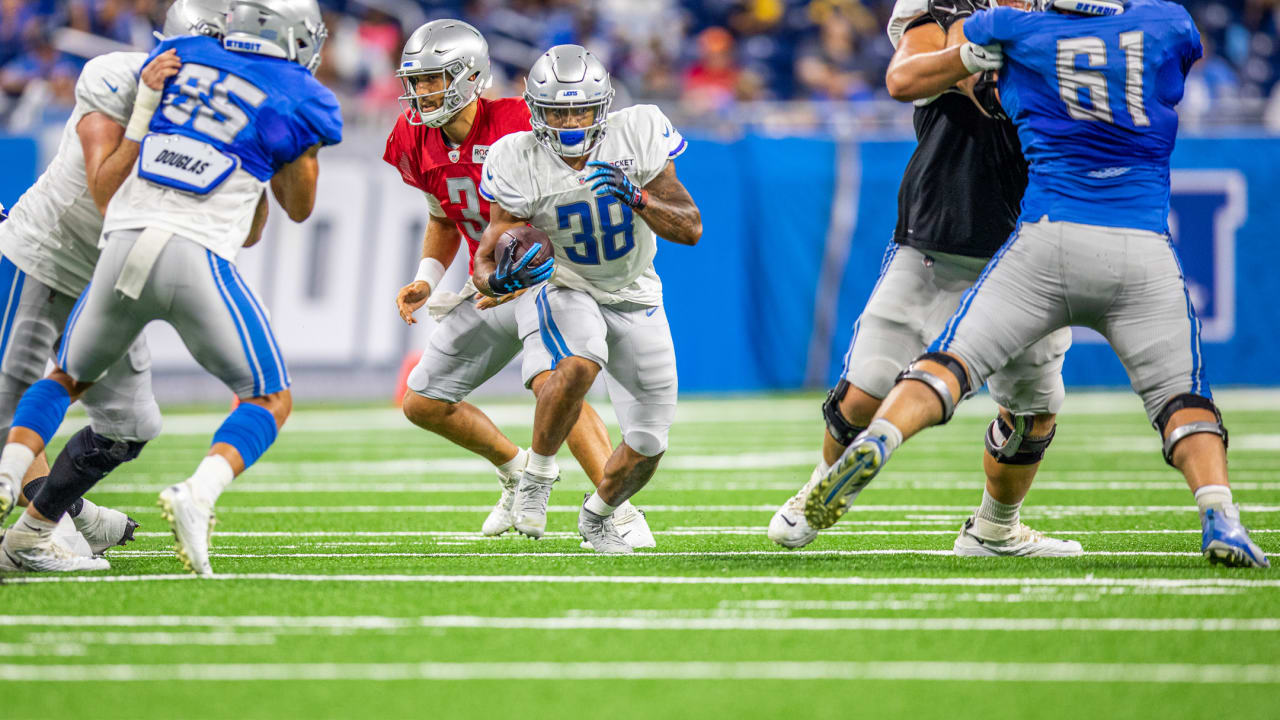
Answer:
[480, 104, 687, 307]
[0, 52, 144, 297]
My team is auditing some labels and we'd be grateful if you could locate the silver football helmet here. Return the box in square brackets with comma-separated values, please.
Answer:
[396, 19, 491, 128]
[156, 0, 230, 40]
[524, 44, 613, 157]
[223, 0, 328, 73]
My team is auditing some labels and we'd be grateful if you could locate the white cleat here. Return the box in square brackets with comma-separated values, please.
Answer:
[157, 482, 215, 576]
[513, 474, 557, 539]
[0, 477, 16, 527]
[481, 474, 519, 537]
[73, 499, 140, 555]
[953, 516, 1083, 557]
[581, 500, 656, 550]
[768, 464, 824, 549]
[0, 525, 109, 572]
[578, 503, 633, 554]
[54, 515, 93, 558]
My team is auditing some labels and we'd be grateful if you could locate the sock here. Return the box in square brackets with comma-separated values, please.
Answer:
[525, 451, 558, 481]
[11, 378, 71, 445]
[976, 488, 1021, 527]
[865, 418, 904, 454]
[816, 459, 831, 476]
[211, 403, 278, 470]
[187, 454, 235, 507]
[584, 491, 616, 517]
[496, 448, 528, 479]
[14, 511, 56, 537]
[1194, 485, 1233, 514]
[0, 443, 35, 485]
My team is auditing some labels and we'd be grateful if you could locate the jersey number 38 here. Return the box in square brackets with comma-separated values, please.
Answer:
[555, 195, 636, 265]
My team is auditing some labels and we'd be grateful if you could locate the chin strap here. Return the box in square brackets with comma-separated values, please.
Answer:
[1047, 0, 1125, 16]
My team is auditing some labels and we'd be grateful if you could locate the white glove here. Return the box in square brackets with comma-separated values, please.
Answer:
[960, 42, 1004, 74]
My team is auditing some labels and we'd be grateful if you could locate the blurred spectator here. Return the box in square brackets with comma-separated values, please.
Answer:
[682, 26, 740, 112]
[1, 23, 80, 98]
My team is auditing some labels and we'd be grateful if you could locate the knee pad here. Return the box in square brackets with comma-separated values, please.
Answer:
[822, 380, 867, 447]
[1155, 394, 1227, 467]
[33, 426, 145, 520]
[894, 352, 973, 424]
[624, 428, 667, 458]
[985, 414, 1056, 465]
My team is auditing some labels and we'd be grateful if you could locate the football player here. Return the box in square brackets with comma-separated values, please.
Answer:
[0, 0, 231, 571]
[0, 0, 341, 575]
[806, 0, 1270, 568]
[475, 45, 701, 553]
[385, 21, 653, 547]
[769, 0, 1080, 557]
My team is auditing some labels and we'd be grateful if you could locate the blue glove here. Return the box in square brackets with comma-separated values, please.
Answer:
[585, 161, 647, 210]
[488, 241, 554, 295]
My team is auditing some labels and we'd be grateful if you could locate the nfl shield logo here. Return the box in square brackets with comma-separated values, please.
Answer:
[448, 150, 460, 163]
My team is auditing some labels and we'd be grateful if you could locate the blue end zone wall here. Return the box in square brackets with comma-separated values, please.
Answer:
[0, 137, 38, 210]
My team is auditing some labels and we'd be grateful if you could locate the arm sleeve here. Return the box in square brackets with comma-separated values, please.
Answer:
[633, 104, 685, 187]
[478, 138, 534, 219]
[73, 54, 136, 125]
[962, 7, 1016, 46]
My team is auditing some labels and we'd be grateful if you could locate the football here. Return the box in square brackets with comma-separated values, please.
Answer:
[496, 224, 553, 271]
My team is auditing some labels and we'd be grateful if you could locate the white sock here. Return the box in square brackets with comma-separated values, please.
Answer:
[865, 419, 904, 454]
[525, 451, 558, 481]
[816, 458, 831, 476]
[0, 443, 35, 486]
[976, 489, 1021, 527]
[187, 454, 235, 506]
[496, 448, 527, 479]
[584, 491, 616, 517]
[1194, 485, 1233, 514]
[15, 511, 56, 537]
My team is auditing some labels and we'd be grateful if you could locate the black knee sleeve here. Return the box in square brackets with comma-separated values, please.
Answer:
[822, 380, 867, 447]
[1154, 394, 1227, 466]
[31, 427, 146, 520]
[985, 415, 1056, 465]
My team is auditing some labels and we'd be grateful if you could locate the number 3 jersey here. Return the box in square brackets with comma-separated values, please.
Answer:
[0, 51, 144, 297]
[963, 0, 1201, 233]
[479, 104, 687, 307]
[381, 97, 531, 274]
[104, 35, 343, 260]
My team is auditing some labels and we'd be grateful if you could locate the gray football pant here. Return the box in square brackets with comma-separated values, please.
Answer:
[933, 218, 1207, 423]
[0, 253, 160, 442]
[61, 230, 289, 401]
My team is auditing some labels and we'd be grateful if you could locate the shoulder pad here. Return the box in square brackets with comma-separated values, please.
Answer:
[888, 0, 932, 49]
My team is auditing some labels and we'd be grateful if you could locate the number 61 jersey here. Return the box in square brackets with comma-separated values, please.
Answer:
[103, 34, 342, 260]
[480, 105, 686, 307]
[381, 97, 531, 274]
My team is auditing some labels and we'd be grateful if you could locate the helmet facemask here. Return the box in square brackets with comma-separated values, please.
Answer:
[526, 91, 613, 157]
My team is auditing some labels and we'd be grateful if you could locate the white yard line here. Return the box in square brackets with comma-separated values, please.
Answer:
[103, 549, 1254, 559]
[6, 574, 1280, 588]
[2, 660, 1279, 684]
[130, 528, 1280, 540]
[108, 504, 1280, 515]
[23, 631, 277, 647]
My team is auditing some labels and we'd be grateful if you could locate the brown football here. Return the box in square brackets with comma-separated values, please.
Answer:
[497, 224, 553, 270]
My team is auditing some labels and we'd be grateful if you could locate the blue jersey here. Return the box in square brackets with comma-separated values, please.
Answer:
[964, 0, 1202, 233]
[146, 35, 342, 181]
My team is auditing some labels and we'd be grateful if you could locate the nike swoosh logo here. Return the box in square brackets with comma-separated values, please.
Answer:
[662, 127, 671, 138]
[104, 79, 119, 93]
[645, 307, 658, 317]
[781, 516, 797, 527]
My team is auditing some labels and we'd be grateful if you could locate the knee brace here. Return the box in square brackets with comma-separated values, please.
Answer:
[32, 426, 145, 520]
[822, 380, 867, 447]
[985, 414, 1056, 465]
[895, 352, 973, 424]
[1155, 394, 1227, 467]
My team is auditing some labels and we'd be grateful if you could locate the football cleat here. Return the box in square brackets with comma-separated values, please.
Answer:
[580, 499, 656, 549]
[804, 435, 886, 530]
[0, 477, 16, 527]
[73, 499, 140, 555]
[0, 525, 110, 572]
[158, 482, 215, 576]
[1201, 505, 1270, 568]
[513, 473, 557, 539]
[481, 471, 520, 537]
[768, 464, 825, 548]
[53, 515, 93, 557]
[578, 502, 633, 554]
[953, 516, 1083, 557]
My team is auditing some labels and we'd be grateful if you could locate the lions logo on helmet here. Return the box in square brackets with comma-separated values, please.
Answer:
[222, 0, 328, 73]
[396, 20, 492, 128]
[524, 45, 614, 157]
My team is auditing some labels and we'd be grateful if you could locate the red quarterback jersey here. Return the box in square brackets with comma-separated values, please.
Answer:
[382, 97, 531, 273]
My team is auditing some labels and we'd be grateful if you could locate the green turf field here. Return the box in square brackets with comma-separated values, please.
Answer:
[1, 391, 1277, 719]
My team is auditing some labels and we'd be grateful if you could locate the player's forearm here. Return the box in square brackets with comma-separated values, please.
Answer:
[271, 145, 321, 222]
[243, 192, 269, 248]
[638, 166, 701, 246]
[89, 140, 140, 215]
[423, 217, 462, 265]
[886, 45, 971, 101]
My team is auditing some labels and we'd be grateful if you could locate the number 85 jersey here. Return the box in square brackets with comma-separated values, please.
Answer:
[104, 35, 342, 260]
[479, 105, 686, 307]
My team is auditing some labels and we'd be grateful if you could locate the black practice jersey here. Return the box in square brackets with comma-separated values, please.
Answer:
[893, 90, 1028, 259]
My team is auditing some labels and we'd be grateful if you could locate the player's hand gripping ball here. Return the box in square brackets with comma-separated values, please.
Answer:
[585, 161, 648, 210]
[488, 225, 555, 295]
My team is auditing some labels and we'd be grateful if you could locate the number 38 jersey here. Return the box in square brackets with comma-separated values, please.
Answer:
[963, 0, 1201, 233]
[480, 104, 686, 307]
[104, 35, 343, 260]
[382, 97, 531, 274]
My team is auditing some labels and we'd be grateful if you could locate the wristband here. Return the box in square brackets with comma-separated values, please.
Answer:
[125, 83, 163, 142]
[414, 257, 446, 291]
